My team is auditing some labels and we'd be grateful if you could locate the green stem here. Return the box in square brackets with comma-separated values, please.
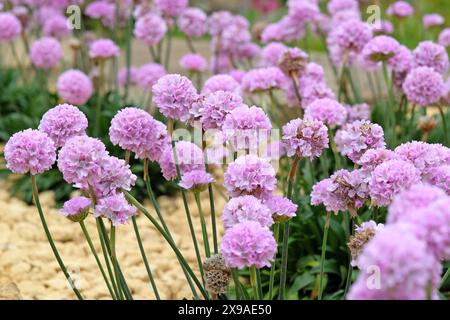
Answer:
[328, 130, 341, 170]
[124, 191, 209, 299]
[79, 221, 116, 299]
[31, 175, 83, 300]
[164, 27, 172, 70]
[437, 104, 449, 145]
[249, 266, 261, 299]
[318, 212, 331, 300]
[231, 269, 243, 299]
[194, 192, 211, 258]
[208, 184, 218, 254]
[96, 218, 121, 299]
[256, 268, 263, 300]
[186, 35, 197, 53]
[123, 10, 133, 103]
[94, 61, 104, 137]
[343, 219, 355, 298]
[440, 267, 450, 288]
[268, 223, 280, 299]
[131, 216, 160, 299]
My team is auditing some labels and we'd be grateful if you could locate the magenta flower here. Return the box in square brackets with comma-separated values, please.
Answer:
[94, 193, 137, 226]
[369, 159, 421, 207]
[424, 165, 450, 195]
[38, 104, 88, 148]
[413, 41, 449, 75]
[85, 1, 116, 28]
[202, 74, 241, 95]
[134, 13, 167, 46]
[356, 148, 398, 171]
[221, 221, 277, 269]
[179, 169, 214, 192]
[0, 12, 22, 42]
[178, 7, 207, 38]
[361, 35, 400, 63]
[222, 195, 273, 230]
[327, 0, 359, 14]
[89, 38, 120, 60]
[403, 67, 445, 106]
[224, 155, 276, 199]
[348, 223, 441, 300]
[264, 195, 298, 222]
[57, 135, 109, 188]
[57, 69, 94, 105]
[438, 28, 450, 47]
[304, 98, 347, 127]
[195, 90, 244, 130]
[423, 14, 445, 29]
[345, 103, 371, 123]
[386, 1, 414, 18]
[311, 169, 369, 214]
[5, 129, 56, 175]
[335, 120, 385, 163]
[394, 141, 449, 174]
[179, 53, 208, 73]
[43, 15, 71, 38]
[241, 67, 285, 93]
[109, 107, 169, 162]
[152, 74, 198, 122]
[282, 118, 329, 159]
[30, 37, 63, 69]
[260, 42, 288, 67]
[159, 141, 204, 181]
[154, 0, 188, 17]
[136, 63, 166, 91]
[60, 196, 91, 222]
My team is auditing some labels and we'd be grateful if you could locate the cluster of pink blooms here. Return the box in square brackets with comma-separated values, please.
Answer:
[30, 37, 63, 69]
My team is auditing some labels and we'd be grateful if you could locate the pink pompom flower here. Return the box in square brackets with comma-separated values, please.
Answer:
[0, 12, 22, 42]
[178, 7, 207, 38]
[159, 141, 204, 181]
[222, 195, 273, 230]
[304, 98, 347, 127]
[264, 195, 298, 222]
[413, 41, 449, 75]
[179, 53, 208, 73]
[179, 169, 214, 192]
[134, 13, 167, 46]
[57, 69, 94, 105]
[94, 193, 137, 226]
[60, 196, 92, 222]
[136, 63, 166, 91]
[30, 37, 63, 70]
[89, 38, 120, 60]
[402, 67, 445, 106]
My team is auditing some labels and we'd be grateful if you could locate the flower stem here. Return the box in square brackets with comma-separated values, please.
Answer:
[30, 175, 84, 300]
[328, 130, 341, 170]
[318, 212, 331, 300]
[124, 191, 209, 299]
[131, 216, 160, 299]
[440, 267, 450, 288]
[79, 220, 116, 299]
[343, 218, 355, 298]
[437, 104, 448, 145]
[208, 184, 218, 254]
[249, 266, 261, 299]
[268, 223, 280, 299]
[194, 192, 211, 258]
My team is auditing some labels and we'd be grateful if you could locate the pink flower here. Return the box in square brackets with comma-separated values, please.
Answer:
[304, 98, 347, 127]
[241, 67, 285, 93]
[134, 13, 167, 46]
[30, 37, 63, 69]
[159, 141, 204, 181]
[85, 0, 116, 28]
[154, 0, 188, 17]
[264, 195, 298, 222]
[438, 28, 450, 47]
[0, 12, 22, 42]
[178, 7, 207, 38]
[5, 129, 56, 175]
[403, 67, 445, 106]
[57, 69, 94, 105]
[60, 196, 91, 222]
[43, 15, 71, 38]
[179, 53, 208, 72]
[221, 221, 277, 269]
[224, 155, 276, 199]
[386, 1, 414, 18]
[89, 38, 120, 60]
[117, 67, 139, 87]
[222, 195, 273, 230]
[413, 41, 449, 75]
[136, 63, 166, 91]
[423, 14, 445, 29]
[260, 42, 288, 67]
[94, 193, 137, 226]
[202, 74, 241, 95]
[179, 169, 214, 192]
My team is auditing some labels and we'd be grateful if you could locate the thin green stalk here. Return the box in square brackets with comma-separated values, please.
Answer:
[123, 10, 134, 103]
[382, 62, 397, 146]
[109, 224, 124, 299]
[278, 156, 300, 299]
[79, 221, 116, 299]
[231, 269, 243, 300]
[343, 218, 355, 298]
[249, 266, 261, 299]
[437, 105, 448, 145]
[318, 212, 331, 300]
[96, 218, 121, 299]
[9, 43, 26, 83]
[144, 177, 199, 298]
[124, 191, 209, 299]
[440, 267, 450, 288]
[328, 130, 341, 170]
[256, 268, 263, 300]
[164, 27, 172, 70]
[186, 35, 197, 53]
[131, 216, 160, 299]
[208, 184, 218, 254]
[291, 76, 303, 113]
[94, 61, 105, 137]
[268, 223, 280, 299]
[30, 175, 84, 300]
[194, 192, 211, 258]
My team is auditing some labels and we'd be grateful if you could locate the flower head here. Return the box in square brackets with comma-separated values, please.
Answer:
[356, 148, 397, 171]
[345, 103, 371, 123]
[394, 141, 449, 174]
[159, 141, 204, 181]
[424, 165, 450, 195]
[60, 196, 91, 222]
[38, 104, 88, 148]
[278, 47, 309, 76]
[136, 63, 166, 90]
[224, 155, 276, 199]
[109, 107, 169, 162]
[260, 42, 288, 67]
[348, 223, 441, 300]
[241, 67, 285, 93]
[0, 13, 22, 42]
[387, 1, 414, 18]
[221, 221, 277, 269]
[202, 74, 241, 95]
[94, 193, 137, 226]
[57, 69, 94, 105]
[5, 129, 56, 175]
[179, 169, 214, 192]
[43, 15, 71, 38]
[361, 35, 400, 63]
[134, 13, 167, 46]
[89, 38, 120, 60]
[179, 53, 208, 73]
[178, 7, 207, 38]
[304, 98, 347, 127]
[264, 195, 297, 222]
[423, 14, 445, 30]
[369, 159, 421, 207]
[222, 195, 273, 230]
[348, 220, 384, 268]
[403, 67, 445, 106]
[154, 0, 188, 17]
[335, 120, 385, 163]
[438, 28, 450, 47]
[413, 41, 449, 75]
[85, 1, 116, 28]
[30, 37, 63, 69]
[203, 253, 231, 295]
[282, 118, 329, 159]
[152, 74, 198, 121]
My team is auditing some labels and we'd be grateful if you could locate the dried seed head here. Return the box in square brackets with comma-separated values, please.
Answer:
[417, 116, 437, 133]
[203, 253, 231, 296]
[348, 227, 376, 267]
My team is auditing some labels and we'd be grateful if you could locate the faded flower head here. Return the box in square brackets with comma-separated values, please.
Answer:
[348, 220, 384, 268]
[203, 253, 231, 296]
[278, 47, 309, 76]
